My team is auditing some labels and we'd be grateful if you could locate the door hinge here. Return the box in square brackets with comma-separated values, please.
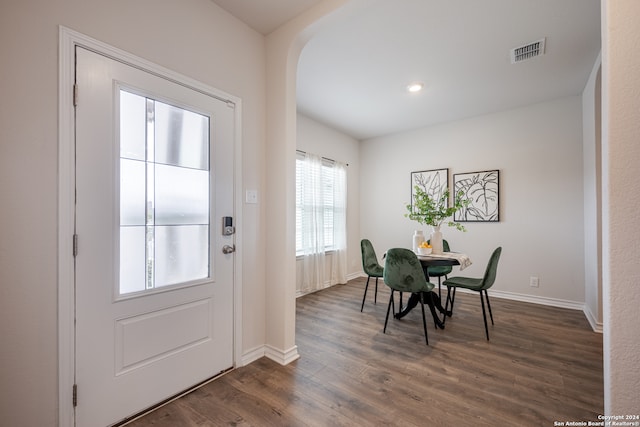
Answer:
[73, 84, 78, 107]
[73, 234, 78, 257]
[72, 384, 78, 407]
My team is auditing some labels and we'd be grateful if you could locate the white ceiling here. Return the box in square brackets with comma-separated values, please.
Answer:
[211, 0, 324, 35]
[213, 0, 601, 140]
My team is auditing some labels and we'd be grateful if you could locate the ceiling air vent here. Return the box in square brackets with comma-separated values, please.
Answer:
[510, 38, 546, 64]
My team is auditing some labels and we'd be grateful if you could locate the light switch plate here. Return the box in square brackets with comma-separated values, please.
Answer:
[246, 190, 258, 204]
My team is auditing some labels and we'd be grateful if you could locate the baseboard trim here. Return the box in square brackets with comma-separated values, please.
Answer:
[265, 345, 300, 365]
[487, 289, 584, 310]
[296, 271, 365, 298]
[481, 289, 602, 333]
[347, 271, 364, 281]
[582, 304, 603, 333]
[240, 344, 300, 366]
[240, 345, 267, 367]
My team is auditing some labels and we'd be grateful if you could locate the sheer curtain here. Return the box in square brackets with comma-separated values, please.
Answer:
[297, 152, 347, 295]
[329, 162, 347, 286]
[300, 153, 325, 295]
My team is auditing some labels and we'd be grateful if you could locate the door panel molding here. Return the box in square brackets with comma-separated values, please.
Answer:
[58, 26, 243, 427]
[115, 298, 212, 375]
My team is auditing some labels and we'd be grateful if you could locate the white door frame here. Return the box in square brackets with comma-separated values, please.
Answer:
[57, 26, 243, 426]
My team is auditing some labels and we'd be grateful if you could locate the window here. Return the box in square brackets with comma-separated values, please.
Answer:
[295, 151, 346, 256]
[119, 90, 210, 295]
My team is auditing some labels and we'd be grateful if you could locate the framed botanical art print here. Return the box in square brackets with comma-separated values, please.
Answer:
[410, 168, 449, 212]
[453, 170, 499, 222]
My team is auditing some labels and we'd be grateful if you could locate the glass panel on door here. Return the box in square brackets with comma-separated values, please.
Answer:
[119, 90, 210, 295]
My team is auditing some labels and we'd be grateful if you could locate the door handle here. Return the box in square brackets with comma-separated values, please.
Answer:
[222, 245, 236, 254]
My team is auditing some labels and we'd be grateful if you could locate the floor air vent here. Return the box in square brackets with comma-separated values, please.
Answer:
[510, 38, 546, 64]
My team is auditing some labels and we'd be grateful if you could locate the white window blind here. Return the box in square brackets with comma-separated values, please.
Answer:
[295, 151, 345, 256]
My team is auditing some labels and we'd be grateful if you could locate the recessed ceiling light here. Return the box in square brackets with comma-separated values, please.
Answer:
[407, 82, 424, 93]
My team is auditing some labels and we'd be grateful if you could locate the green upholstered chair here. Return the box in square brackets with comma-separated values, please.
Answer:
[426, 239, 452, 299]
[443, 247, 502, 340]
[383, 248, 436, 345]
[360, 239, 384, 312]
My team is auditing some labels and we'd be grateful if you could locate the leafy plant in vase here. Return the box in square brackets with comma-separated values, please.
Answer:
[405, 186, 469, 254]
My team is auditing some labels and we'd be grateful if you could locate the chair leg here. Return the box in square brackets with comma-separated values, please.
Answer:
[443, 286, 450, 325]
[484, 290, 494, 325]
[480, 291, 490, 340]
[361, 276, 371, 312]
[440, 275, 448, 300]
[374, 277, 379, 304]
[391, 291, 395, 317]
[419, 292, 429, 345]
[445, 286, 456, 314]
[384, 291, 395, 333]
[427, 292, 444, 329]
[443, 286, 456, 326]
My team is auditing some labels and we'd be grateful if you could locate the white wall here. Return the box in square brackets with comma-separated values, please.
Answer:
[582, 55, 603, 331]
[295, 113, 361, 292]
[3, 0, 637, 422]
[263, 0, 362, 362]
[0, 1, 266, 425]
[360, 96, 585, 305]
[601, 0, 640, 414]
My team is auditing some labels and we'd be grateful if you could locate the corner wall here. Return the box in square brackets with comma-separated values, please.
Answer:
[601, 0, 640, 414]
[582, 55, 603, 331]
[295, 113, 362, 293]
[264, 0, 366, 363]
[0, 1, 265, 425]
[360, 96, 585, 305]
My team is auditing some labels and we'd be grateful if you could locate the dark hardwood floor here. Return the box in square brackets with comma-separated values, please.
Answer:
[126, 277, 603, 426]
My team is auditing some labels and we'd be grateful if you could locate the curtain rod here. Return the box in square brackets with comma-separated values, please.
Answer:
[296, 149, 349, 166]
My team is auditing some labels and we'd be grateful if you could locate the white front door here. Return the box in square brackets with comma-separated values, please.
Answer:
[74, 47, 235, 426]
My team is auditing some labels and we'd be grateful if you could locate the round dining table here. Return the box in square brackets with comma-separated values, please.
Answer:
[416, 254, 460, 268]
[393, 254, 462, 327]
[384, 251, 467, 322]
[417, 254, 460, 286]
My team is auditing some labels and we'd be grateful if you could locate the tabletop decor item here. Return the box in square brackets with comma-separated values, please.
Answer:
[412, 230, 425, 252]
[416, 241, 432, 255]
[405, 186, 469, 254]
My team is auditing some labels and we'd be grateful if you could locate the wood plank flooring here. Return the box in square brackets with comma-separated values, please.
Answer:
[126, 277, 603, 426]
